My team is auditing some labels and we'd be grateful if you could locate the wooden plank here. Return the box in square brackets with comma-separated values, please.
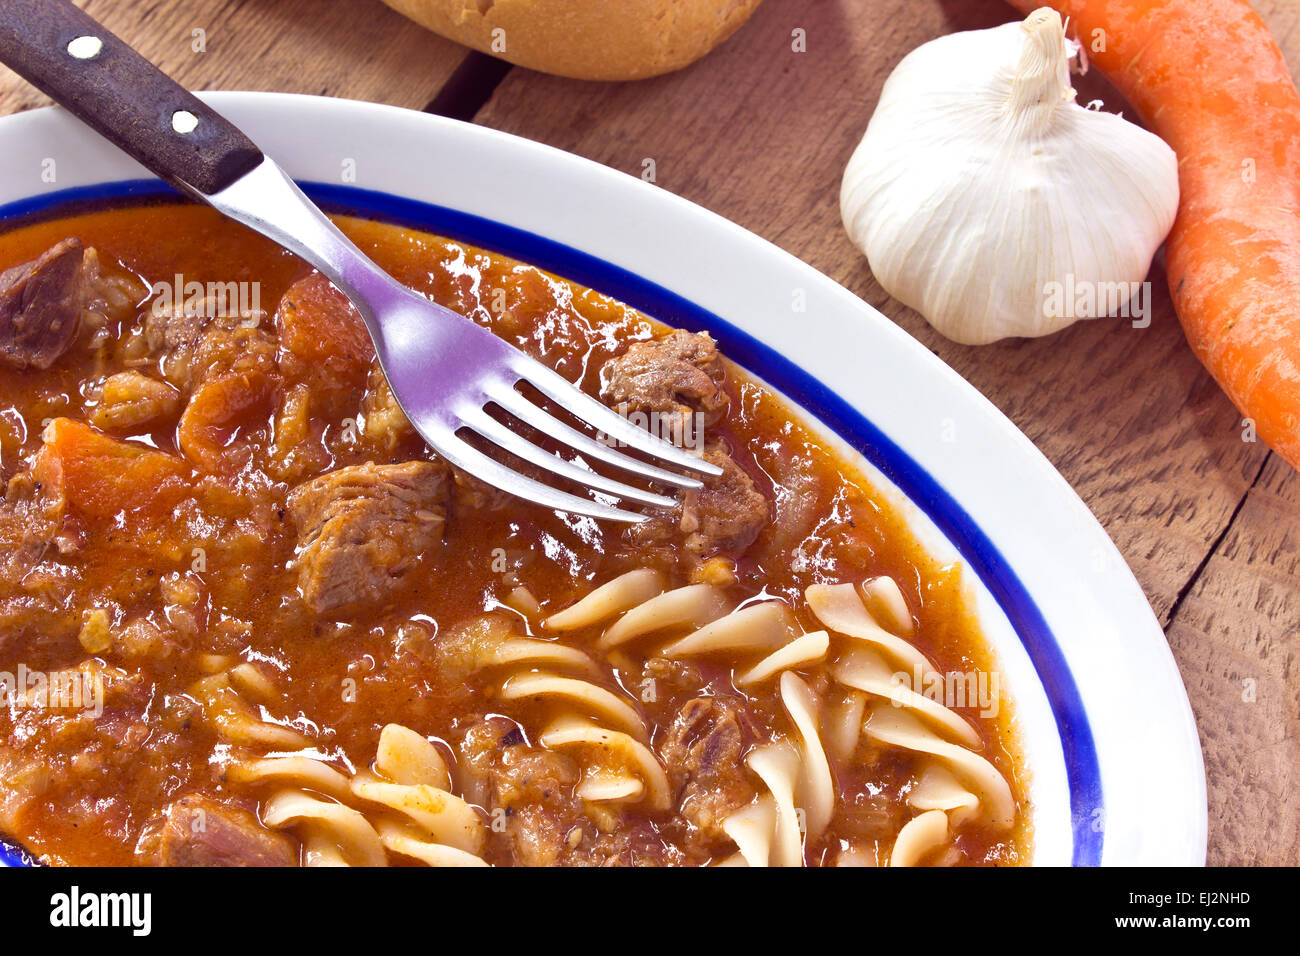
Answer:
[472, 0, 1300, 863]
[0, 0, 472, 116]
[1167, 454, 1299, 865]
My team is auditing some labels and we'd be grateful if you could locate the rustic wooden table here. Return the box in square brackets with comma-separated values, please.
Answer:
[1, 0, 1295, 866]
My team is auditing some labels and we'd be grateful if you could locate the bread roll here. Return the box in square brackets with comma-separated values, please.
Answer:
[381, 0, 765, 81]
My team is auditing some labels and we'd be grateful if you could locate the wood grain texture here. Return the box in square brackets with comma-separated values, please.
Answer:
[1167, 453, 1299, 865]
[0, 0, 470, 116]
[471, 0, 1300, 863]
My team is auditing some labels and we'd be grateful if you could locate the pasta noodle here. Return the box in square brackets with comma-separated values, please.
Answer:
[862, 705, 1016, 830]
[888, 809, 949, 867]
[908, 764, 980, 826]
[806, 582, 935, 679]
[376, 723, 452, 789]
[824, 689, 868, 764]
[778, 672, 835, 840]
[484, 613, 671, 818]
[262, 790, 386, 867]
[596, 582, 732, 649]
[714, 676, 835, 866]
[832, 647, 982, 748]
[723, 740, 803, 867]
[735, 630, 830, 688]
[226, 661, 280, 702]
[487, 637, 603, 676]
[504, 585, 542, 618]
[661, 600, 797, 658]
[860, 576, 914, 636]
[234, 723, 489, 867]
[499, 672, 647, 737]
[374, 821, 489, 867]
[539, 715, 671, 810]
[543, 568, 666, 631]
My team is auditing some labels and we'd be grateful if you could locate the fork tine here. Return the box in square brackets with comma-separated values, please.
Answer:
[461, 408, 679, 509]
[434, 431, 649, 524]
[488, 384, 706, 491]
[512, 363, 724, 477]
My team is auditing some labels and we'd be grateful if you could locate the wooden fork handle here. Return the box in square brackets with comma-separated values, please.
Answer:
[0, 0, 263, 196]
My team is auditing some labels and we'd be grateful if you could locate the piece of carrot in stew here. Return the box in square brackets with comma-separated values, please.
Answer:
[274, 271, 373, 386]
[33, 417, 189, 522]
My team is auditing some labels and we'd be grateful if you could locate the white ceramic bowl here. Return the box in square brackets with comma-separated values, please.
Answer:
[0, 92, 1206, 866]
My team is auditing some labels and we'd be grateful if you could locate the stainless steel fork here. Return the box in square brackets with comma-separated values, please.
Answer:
[0, 0, 720, 523]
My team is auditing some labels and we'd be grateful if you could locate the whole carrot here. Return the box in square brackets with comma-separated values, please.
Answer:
[1008, 0, 1300, 468]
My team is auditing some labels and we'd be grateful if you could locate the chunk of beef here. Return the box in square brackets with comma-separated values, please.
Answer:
[599, 329, 729, 428]
[601, 331, 767, 558]
[139, 304, 281, 472]
[142, 298, 274, 394]
[355, 362, 511, 512]
[624, 444, 769, 560]
[459, 717, 670, 867]
[134, 795, 297, 867]
[460, 716, 580, 867]
[679, 445, 769, 556]
[141, 306, 203, 384]
[0, 239, 87, 370]
[0, 469, 83, 647]
[286, 460, 449, 617]
[661, 697, 754, 852]
[1, 239, 145, 370]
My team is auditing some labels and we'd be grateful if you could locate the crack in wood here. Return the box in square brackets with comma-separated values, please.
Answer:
[423, 52, 510, 123]
[1163, 452, 1273, 630]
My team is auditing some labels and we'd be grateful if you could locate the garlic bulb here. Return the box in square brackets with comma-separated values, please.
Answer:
[840, 8, 1179, 345]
